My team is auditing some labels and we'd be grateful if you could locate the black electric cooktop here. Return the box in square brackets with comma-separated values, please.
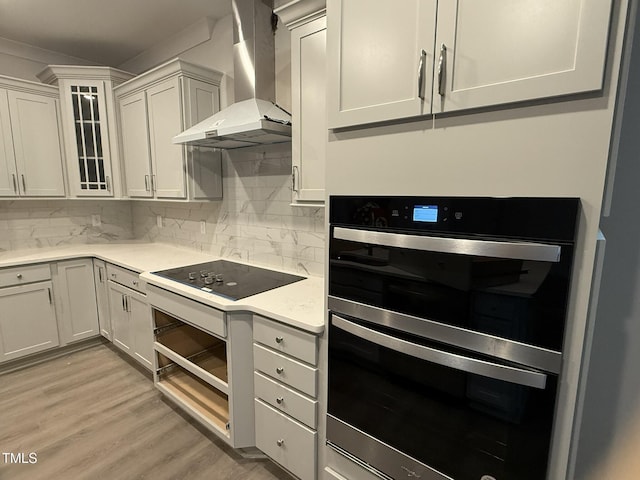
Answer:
[152, 260, 305, 301]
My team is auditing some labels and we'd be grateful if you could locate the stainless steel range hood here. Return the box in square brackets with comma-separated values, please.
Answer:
[173, 0, 291, 149]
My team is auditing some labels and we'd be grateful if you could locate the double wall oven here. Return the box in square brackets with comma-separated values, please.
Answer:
[327, 196, 579, 480]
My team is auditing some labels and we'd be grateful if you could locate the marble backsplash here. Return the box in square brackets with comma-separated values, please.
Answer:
[132, 146, 325, 277]
[1, 148, 326, 277]
[0, 200, 134, 252]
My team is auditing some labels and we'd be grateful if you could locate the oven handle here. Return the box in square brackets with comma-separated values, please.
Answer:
[332, 315, 548, 389]
[333, 226, 562, 262]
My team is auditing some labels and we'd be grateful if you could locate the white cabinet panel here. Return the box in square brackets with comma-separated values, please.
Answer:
[93, 260, 112, 340]
[292, 16, 327, 204]
[119, 91, 153, 198]
[54, 259, 100, 344]
[328, 0, 436, 128]
[0, 281, 59, 362]
[146, 77, 186, 199]
[434, 0, 614, 113]
[108, 281, 132, 354]
[0, 89, 17, 197]
[255, 399, 317, 480]
[129, 290, 152, 369]
[7, 90, 65, 196]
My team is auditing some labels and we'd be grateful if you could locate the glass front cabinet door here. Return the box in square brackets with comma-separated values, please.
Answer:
[37, 67, 134, 197]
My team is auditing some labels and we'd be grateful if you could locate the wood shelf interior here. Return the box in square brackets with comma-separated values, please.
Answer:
[160, 366, 229, 433]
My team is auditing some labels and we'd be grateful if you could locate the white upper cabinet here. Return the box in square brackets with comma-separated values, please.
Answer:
[0, 77, 66, 197]
[0, 89, 16, 197]
[433, 0, 614, 114]
[327, 0, 613, 128]
[327, 0, 437, 128]
[146, 77, 186, 199]
[37, 66, 134, 198]
[277, 0, 328, 205]
[115, 59, 223, 201]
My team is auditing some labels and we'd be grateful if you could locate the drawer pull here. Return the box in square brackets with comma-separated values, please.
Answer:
[111, 273, 117, 278]
[276, 367, 284, 375]
[276, 397, 284, 405]
[16, 273, 22, 279]
[276, 439, 285, 447]
[133, 280, 139, 286]
[275, 336, 284, 344]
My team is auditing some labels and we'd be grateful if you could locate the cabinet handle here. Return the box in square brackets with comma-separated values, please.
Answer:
[11, 174, 17, 194]
[437, 43, 447, 96]
[48, 288, 52, 304]
[98, 267, 103, 283]
[106, 176, 111, 192]
[151, 175, 156, 192]
[417, 49, 427, 100]
[144, 175, 150, 191]
[276, 439, 284, 447]
[125, 295, 130, 312]
[16, 273, 22, 279]
[276, 367, 284, 375]
[21, 174, 26, 192]
[292, 166, 299, 193]
[275, 336, 284, 344]
[122, 294, 126, 311]
[276, 397, 284, 405]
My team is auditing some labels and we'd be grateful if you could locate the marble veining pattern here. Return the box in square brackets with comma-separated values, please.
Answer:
[2, 149, 325, 277]
[0, 200, 134, 251]
[132, 147, 325, 277]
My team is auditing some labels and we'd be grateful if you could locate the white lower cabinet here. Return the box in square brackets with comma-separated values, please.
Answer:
[93, 259, 112, 340]
[106, 265, 152, 370]
[0, 264, 59, 363]
[148, 285, 255, 449]
[53, 259, 100, 344]
[253, 314, 319, 480]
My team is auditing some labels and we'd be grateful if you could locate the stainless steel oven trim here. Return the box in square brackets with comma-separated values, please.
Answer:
[329, 296, 562, 373]
[333, 315, 547, 389]
[326, 414, 454, 480]
[333, 226, 562, 262]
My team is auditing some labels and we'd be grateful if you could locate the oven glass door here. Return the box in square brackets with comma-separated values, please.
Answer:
[327, 314, 558, 480]
[329, 228, 573, 353]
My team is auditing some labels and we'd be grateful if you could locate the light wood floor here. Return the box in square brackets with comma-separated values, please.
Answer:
[0, 343, 294, 480]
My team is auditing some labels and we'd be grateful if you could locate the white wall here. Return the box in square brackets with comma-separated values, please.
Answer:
[0, 37, 93, 81]
[324, 1, 629, 478]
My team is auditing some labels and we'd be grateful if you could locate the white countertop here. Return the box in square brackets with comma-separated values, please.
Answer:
[0, 243, 326, 333]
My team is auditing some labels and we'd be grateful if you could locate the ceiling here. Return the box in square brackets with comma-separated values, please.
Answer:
[0, 0, 232, 66]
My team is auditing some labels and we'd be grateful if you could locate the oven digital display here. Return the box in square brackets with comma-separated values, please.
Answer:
[412, 205, 438, 223]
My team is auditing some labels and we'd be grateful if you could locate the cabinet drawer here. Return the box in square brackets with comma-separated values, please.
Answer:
[254, 315, 318, 365]
[148, 285, 226, 338]
[0, 263, 51, 288]
[254, 371, 317, 429]
[255, 399, 317, 480]
[253, 343, 317, 397]
[106, 264, 146, 293]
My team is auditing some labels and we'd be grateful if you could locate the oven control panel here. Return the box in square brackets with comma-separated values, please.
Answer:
[329, 196, 579, 242]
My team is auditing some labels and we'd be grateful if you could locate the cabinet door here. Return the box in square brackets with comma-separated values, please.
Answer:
[63, 81, 114, 196]
[183, 78, 222, 200]
[55, 259, 100, 344]
[108, 282, 132, 354]
[292, 16, 327, 204]
[93, 260, 112, 340]
[0, 89, 18, 197]
[0, 281, 59, 362]
[146, 77, 186, 199]
[7, 90, 65, 197]
[119, 92, 153, 198]
[433, 0, 614, 113]
[327, 0, 437, 128]
[129, 290, 152, 370]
